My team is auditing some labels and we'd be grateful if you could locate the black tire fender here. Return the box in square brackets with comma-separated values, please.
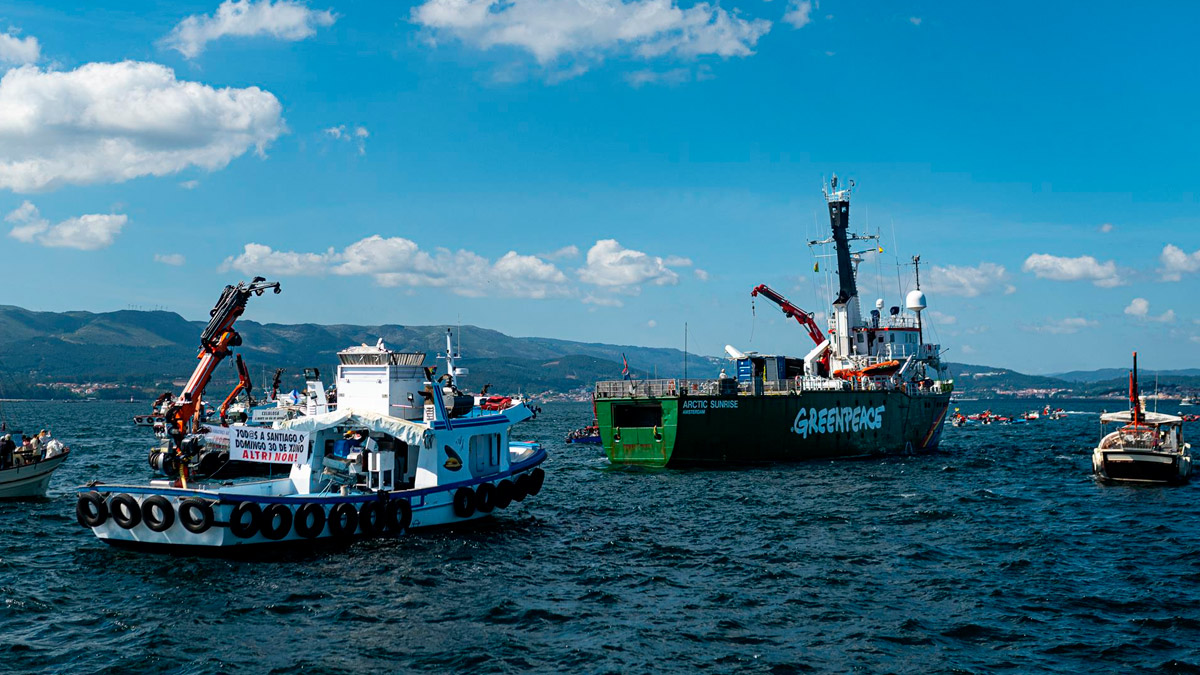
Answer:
[512, 474, 531, 502]
[494, 480, 514, 510]
[528, 468, 545, 496]
[110, 494, 141, 529]
[141, 495, 175, 532]
[475, 482, 496, 513]
[76, 491, 108, 528]
[229, 501, 262, 538]
[328, 502, 359, 537]
[260, 503, 293, 540]
[386, 499, 412, 533]
[179, 499, 214, 534]
[452, 487, 475, 518]
[358, 500, 385, 536]
[294, 503, 326, 539]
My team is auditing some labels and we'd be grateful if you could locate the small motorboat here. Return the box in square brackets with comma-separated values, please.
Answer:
[566, 425, 601, 444]
[0, 434, 70, 499]
[1092, 352, 1192, 486]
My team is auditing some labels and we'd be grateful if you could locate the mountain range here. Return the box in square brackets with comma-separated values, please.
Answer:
[0, 305, 1196, 400]
[0, 305, 716, 398]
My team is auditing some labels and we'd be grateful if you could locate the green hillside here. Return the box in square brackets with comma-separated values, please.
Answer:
[0, 306, 705, 397]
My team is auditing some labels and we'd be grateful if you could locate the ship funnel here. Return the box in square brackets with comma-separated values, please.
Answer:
[905, 290, 927, 313]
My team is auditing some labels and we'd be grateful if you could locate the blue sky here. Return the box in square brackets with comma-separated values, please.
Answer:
[0, 0, 1198, 374]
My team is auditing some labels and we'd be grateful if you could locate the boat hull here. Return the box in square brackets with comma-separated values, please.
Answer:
[77, 450, 547, 552]
[0, 453, 69, 499]
[597, 391, 951, 467]
[1092, 449, 1192, 485]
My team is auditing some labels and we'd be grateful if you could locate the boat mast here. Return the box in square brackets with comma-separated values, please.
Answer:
[1130, 351, 1142, 425]
[913, 255, 923, 345]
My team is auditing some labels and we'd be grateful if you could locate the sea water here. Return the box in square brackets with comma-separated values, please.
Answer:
[0, 400, 1197, 673]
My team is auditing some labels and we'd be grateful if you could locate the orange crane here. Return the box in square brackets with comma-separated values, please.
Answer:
[750, 284, 827, 347]
[218, 353, 254, 425]
[163, 277, 280, 484]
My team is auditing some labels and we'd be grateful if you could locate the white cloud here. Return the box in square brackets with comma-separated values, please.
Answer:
[154, 253, 186, 266]
[1159, 244, 1200, 282]
[543, 245, 579, 260]
[1124, 297, 1174, 323]
[163, 0, 337, 59]
[582, 293, 624, 307]
[1023, 317, 1098, 335]
[1022, 253, 1125, 287]
[223, 236, 570, 298]
[1099, 223, 1113, 233]
[0, 31, 39, 65]
[1124, 297, 1149, 317]
[412, 0, 771, 73]
[908, 16, 921, 26]
[324, 124, 369, 154]
[221, 242, 336, 276]
[626, 67, 701, 87]
[960, 344, 976, 355]
[179, 180, 200, 190]
[577, 239, 685, 289]
[929, 310, 956, 325]
[783, 0, 812, 28]
[647, 319, 657, 328]
[923, 262, 1009, 297]
[0, 61, 284, 193]
[694, 268, 709, 281]
[6, 200, 126, 250]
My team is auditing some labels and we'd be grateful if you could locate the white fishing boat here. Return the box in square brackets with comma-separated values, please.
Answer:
[0, 446, 70, 499]
[1092, 353, 1192, 486]
[76, 279, 546, 551]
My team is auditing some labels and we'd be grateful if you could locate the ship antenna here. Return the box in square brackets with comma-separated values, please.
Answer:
[913, 255, 922, 290]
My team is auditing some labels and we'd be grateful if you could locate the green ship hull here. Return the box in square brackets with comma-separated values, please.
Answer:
[596, 390, 951, 468]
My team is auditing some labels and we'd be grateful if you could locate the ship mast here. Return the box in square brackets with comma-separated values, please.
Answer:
[811, 175, 878, 362]
[913, 255, 923, 345]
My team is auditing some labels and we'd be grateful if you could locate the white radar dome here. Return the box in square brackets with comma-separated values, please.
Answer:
[875, 298, 884, 310]
[905, 290, 927, 312]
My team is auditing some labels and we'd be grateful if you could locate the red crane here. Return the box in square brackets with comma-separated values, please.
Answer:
[750, 284, 827, 347]
[163, 277, 280, 483]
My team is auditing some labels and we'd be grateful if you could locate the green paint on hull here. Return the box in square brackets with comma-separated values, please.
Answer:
[597, 391, 951, 468]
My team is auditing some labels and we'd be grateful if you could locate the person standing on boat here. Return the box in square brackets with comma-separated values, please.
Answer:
[41, 431, 64, 459]
[29, 431, 44, 461]
[0, 434, 13, 469]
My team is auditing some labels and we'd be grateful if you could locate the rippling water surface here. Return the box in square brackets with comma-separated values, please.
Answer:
[1, 399, 1199, 673]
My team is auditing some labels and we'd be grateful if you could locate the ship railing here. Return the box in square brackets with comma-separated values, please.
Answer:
[594, 379, 710, 398]
[595, 377, 953, 398]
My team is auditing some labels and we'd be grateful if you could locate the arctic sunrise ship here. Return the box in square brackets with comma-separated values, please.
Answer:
[593, 177, 953, 467]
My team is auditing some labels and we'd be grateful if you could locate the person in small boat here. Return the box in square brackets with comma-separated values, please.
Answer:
[17, 437, 34, 465]
[0, 434, 13, 469]
[40, 431, 65, 459]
